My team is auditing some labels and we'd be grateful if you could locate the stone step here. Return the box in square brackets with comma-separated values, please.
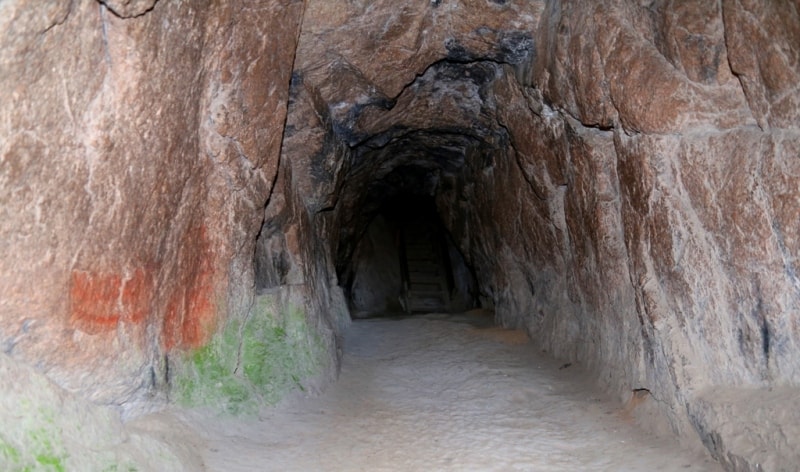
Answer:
[408, 283, 444, 291]
[402, 222, 450, 313]
[408, 292, 445, 298]
[408, 262, 441, 274]
[408, 297, 447, 307]
[406, 242, 434, 249]
[407, 296, 448, 313]
[406, 247, 436, 256]
[407, 256, 437, 263]
[406, 255, 435, 261]
[406, 255, 437, 262]
[407, 274, 444, 284]
[406, 245, 435, 252]
[409, 282, 445, 292]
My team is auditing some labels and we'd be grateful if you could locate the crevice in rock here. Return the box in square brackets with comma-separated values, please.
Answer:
[99, 3, 112, 67]
[96, 0, 159, 19]
[41, 0, 73, 34]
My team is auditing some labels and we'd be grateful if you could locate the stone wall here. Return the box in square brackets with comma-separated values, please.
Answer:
[0, 0, 305, 411]
[348, 214, 404, 316]
[437, 1, 800, 467]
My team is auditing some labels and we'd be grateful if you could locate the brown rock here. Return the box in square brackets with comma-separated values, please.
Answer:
[723, 0, 800, 129]
[99, 0, 158, 18]
[0, 0, 303, 408]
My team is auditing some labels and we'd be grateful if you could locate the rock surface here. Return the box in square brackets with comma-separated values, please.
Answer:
[0, 351, 202, 470]
[348, 214, 404, 316]
[0, 0, 305, 411]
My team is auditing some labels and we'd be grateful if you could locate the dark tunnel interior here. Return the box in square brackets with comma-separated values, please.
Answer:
[344, 193, 478, 317]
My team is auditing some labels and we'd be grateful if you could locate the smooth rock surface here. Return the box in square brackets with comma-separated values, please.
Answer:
[0, 351, 202, 470]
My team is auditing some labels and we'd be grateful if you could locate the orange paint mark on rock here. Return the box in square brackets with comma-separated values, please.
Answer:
[162, 224, 218, 351]
[163, 292, 184, 352]
[70, 268, 154, 335]
[121, 267, 153, 324]
[182, 265, 215, 348]
[69, 271, 122, 334]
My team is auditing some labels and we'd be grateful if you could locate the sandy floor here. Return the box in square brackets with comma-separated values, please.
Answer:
[173, 313, 722, 471]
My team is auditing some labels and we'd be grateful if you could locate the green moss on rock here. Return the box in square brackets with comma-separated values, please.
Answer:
[0, 407, 68, 472]
[0, 352, 186, 471]
[0, 441, 21, 467]
[174, 295, 326, 414]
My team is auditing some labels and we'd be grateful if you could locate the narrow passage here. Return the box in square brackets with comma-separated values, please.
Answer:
[184, 312, 721, 471]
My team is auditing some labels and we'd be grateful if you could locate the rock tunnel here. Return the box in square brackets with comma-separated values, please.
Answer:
[1, 0, 799, 470]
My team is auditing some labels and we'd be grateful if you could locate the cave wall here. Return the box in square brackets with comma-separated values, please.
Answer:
[252, 55, 353, 391]
[438, 1, 800, 467]
[0, 0, 304, 410]
[348, 214, 404, 316]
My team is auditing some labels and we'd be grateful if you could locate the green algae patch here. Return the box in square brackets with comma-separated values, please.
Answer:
[174, 294, 327, 414]
[0, 442, 21, 465]
[0, 352, 185, 471]
[0, 405, 69, 472]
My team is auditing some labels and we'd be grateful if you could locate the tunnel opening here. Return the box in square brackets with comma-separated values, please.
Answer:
[323, 59, 511, 321]
[345, 192, 478, 319]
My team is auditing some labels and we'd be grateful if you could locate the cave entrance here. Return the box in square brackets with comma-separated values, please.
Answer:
[347, 195, 477, 318]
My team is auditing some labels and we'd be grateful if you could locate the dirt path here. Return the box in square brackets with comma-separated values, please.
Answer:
[176, 313, 721, 471]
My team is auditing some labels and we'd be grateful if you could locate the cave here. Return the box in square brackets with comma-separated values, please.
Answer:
[1, 0, 799, 470]
[345, 191, 478, 317]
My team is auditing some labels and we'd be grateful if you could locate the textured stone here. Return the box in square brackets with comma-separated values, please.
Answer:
[0, 0, 304, 409]
[0, 352, 199, 470]
[349, 214, 404, 316]
[534, 0, 756, 132]
[690, 386, 800, 471]
[722, 0, 800, 129]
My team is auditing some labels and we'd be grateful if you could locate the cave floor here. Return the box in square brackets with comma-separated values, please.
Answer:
[167, 312, 722, 471]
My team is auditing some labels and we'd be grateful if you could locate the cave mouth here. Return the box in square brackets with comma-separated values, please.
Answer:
[322, 56, 513, 321]
[346, 193, 478, 318]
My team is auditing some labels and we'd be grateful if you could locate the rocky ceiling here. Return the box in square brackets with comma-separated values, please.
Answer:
[279, 0, 543, 277]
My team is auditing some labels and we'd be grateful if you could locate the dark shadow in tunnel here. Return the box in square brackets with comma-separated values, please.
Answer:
[346, 194, 478, 318]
